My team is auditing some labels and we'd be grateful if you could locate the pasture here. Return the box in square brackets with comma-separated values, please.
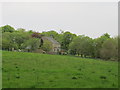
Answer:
[2, 51, 118, 88]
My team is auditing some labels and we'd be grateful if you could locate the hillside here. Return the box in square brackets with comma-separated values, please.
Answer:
[2, 51, 118, 88]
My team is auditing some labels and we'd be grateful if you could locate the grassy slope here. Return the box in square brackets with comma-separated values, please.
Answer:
[2, 51, 118, 88]
[0, 50, 2, 89]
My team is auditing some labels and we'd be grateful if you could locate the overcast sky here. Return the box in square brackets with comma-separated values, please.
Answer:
[1, 2, 118, 38]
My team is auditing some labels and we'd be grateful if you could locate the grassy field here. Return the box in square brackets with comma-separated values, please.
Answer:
[2, 51, 118, 88]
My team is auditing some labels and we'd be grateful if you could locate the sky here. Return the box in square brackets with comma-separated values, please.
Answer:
[0, 1, 118, 38]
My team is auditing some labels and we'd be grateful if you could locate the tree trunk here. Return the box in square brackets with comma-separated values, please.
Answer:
[81, 54, 83, 57]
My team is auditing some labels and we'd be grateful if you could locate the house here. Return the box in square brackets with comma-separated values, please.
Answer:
[41, 36, 61, 53]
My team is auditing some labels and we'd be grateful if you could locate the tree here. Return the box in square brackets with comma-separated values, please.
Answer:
[2, 32, 13, 50]
[68, 42, 77, 55]
[1, 25, 15, 33]
[2, 38, 11, 50]
[69, 35, 93, 57]
[32, 32, 42, 38]
[28, 30, 34, 34]
[100, 38, 118, 60]
[2, 32, 19, 50]
[42, 30, 58, 38]
[81, 36, 94, 57]
[21, 38, 40, 52]
[103, 33, 110, 38]
[2, 31, 32, 51]
[17, 28, 26, 32]
[93, 33, 111, 58]
[0, 28, 2, 49]
[41, 40, 52, 52]
[61, 31, 76, 50]
[118, 36, 120, 61]
[11, 32, 31, 49]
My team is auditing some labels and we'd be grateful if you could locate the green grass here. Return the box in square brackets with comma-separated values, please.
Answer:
[0, 50, 2, 89]
[2, 51, 118, 88]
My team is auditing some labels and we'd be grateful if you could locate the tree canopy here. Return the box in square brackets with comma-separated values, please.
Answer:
[1, 25, 15, 33]
[0, 25, 118, 61]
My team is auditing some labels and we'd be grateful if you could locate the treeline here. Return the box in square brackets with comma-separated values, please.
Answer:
[0, 25, 44, 52]
[0, 25, 119, 61]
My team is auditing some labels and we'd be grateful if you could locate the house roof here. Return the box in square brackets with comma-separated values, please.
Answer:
[42, 36, 60, 45]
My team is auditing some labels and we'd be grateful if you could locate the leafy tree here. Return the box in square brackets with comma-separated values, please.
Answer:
[103, 33, 110, 38]
[1, 25, 15, 33]
[0, 28, 2, 49]
[11, 32, 31, 49]
[2, 32, 18, 50]
[32, 32, 42, 38]
[17, 28, 26, 32]
[100, 38, 118, 60]
[118, 36, 120, 61]
[42, 30, 58, 38]
[21, 38, 40, 52]
[0, 27, 2, 33]
[93, 33, 111, 58]
[82, 37, 94, 57]
[2, 38, 10, 50]
[61, 31, 76, 50]
[69, 35, 93, 57]
[2, 32, 12, 50]
[1, 25, 118, 61]
[28, 30, 34, 34]
[2, 31, 31, 50]
[41, 40, 52, 52]
[68, 42, 77, 55]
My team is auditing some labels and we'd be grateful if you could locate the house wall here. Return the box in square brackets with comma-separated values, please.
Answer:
[41, 37, 61, 53]
[52, 44, 61, 52]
